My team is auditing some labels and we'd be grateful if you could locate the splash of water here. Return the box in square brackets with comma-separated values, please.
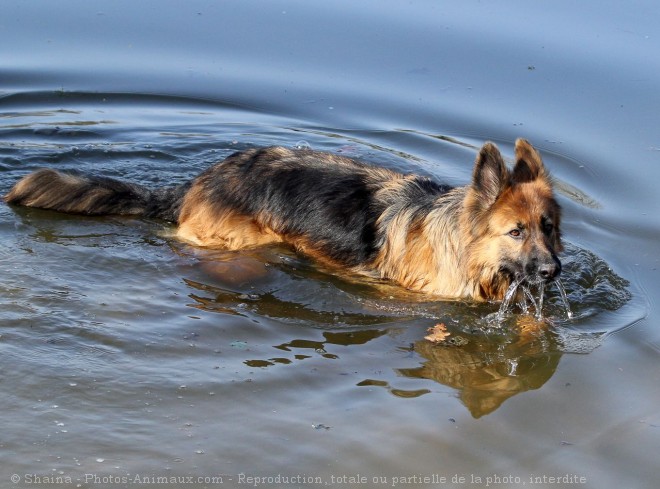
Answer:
[496, 278, 572, 322]
[518, 290, 530, 314]
[518, 282, 544, 320]
[496, 277, 525, 322]
[522, 285, 538, 312]
[536, 281, 546, 321]
[554, 278, 573, 319]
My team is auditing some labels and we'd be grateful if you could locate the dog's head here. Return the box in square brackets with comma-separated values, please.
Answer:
[464, 139, 563, 299]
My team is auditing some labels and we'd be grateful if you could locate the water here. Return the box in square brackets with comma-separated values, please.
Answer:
[495, 278, 572, 323]
[554, 279, 573, 319]
[496, 279, 523, 321]
[1, 1, 659, 488]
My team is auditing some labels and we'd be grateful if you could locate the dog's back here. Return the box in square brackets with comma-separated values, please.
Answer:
[176, 147, 452, 268]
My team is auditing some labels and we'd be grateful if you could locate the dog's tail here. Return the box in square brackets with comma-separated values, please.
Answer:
[4, 169, 190, 222]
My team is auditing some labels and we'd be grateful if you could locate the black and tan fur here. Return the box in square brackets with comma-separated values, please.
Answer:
[4, 139, 562, 301]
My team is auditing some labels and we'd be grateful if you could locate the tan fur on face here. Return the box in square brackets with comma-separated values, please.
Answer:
[458, 140, 562, 299]
[464, 183, 559, 299]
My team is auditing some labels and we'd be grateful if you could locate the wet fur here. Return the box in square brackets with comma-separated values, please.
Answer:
[4, 139, 562, 301]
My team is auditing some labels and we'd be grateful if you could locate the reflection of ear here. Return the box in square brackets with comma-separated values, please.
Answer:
[512, 138, 547, 183]
[471, 142, 508, 208]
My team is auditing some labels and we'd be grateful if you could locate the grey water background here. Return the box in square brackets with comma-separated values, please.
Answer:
[1, 1, 659, 488]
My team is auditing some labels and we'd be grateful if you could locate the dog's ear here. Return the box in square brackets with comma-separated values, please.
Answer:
[512, 138, 547, 183]
[472, 142, 508, 207]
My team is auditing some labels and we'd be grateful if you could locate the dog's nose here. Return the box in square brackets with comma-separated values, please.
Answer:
[539, 260, 561, 280]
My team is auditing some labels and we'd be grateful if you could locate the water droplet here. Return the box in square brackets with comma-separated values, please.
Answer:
[554, 278, 573, 319]
[293, 140, 311, 150]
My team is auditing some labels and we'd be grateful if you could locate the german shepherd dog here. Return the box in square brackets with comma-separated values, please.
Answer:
[4, 138, 562, 301]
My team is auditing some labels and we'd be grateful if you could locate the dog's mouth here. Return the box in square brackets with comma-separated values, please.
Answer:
[505, 257, 562, 287]
[522, 274, 554, 286]
[497, 275, 545, 321]
[497, 262, 571, 321]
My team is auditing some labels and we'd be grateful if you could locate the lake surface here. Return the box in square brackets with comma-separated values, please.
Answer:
[1, 1, 659, 488]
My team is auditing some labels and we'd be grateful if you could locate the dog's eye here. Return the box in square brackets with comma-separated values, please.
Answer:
[543, 222, 554, 234]
[508, 229, 522, 238]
